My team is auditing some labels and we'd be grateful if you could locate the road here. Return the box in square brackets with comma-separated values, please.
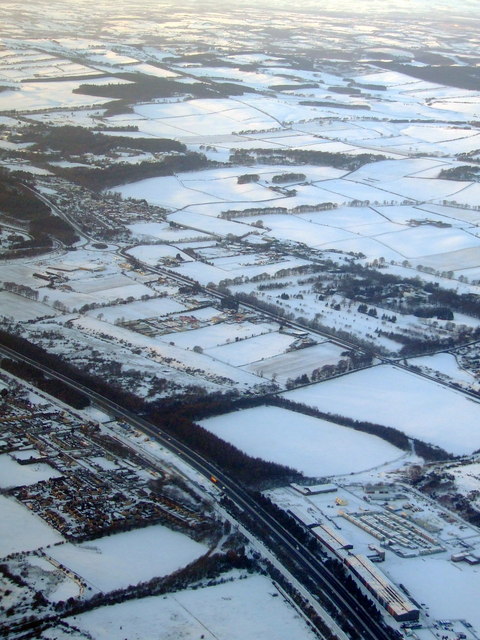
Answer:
[0, 342, 395, 640]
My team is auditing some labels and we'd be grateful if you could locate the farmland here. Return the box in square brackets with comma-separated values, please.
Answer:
[1, 0, 480, 638]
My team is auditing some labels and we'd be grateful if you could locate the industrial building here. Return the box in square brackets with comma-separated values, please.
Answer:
[344, 554, 420, 622]
[311, 521, 419, 622]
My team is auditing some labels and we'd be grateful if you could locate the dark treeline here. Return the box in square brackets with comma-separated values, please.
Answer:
[27, 125, 186, 157]
[1, 358, 90, 409]
[0, 171, 78, 246]
[147, 392, 453, 463]
[270, 396, 453, 461]
[299, 100, 370, 110]
[439, 165, 480, 182]
[0, 330, 301, 487]
[0, 170, 50, 220]
[52, 152, 212, 191]
[73, 74, 252, 101]
[230, 148, 386, 170]
[378, 62, 480, 91]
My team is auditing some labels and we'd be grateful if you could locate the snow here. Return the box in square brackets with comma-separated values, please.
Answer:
[0, 495, 64, 558]
[0, 455, 62, 488]
[0, 291, 59, 321]
[1, 162, 52, 175]
[200, 405, 403, 477]
[168, 211, 252, 236]
[172, 255, 311, 286]
[66, 573, 319, 640]
[283, 365, 480, 455]
[384, 555, 480, 628]
[126, 222, 212, 242]
[206, 331, 296, 366]
[408, 353, 477, 387]
[48, 525, 207, 592]
[87, 297, 187, 322]
[160, 321, 274, 350]
[244, 342, 345, 384]
[0, 80, 113, 112]
[237, 213, 354, 247]
[69, 315, 263, 387]
[372, 226, 480, 259]
[126, 244, 194, 265]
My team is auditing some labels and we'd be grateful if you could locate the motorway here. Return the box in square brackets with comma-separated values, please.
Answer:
[0, 342, 395, 640]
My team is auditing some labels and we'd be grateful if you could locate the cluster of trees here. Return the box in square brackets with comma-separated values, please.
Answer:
[300, 100, 370, 110]
[27, 125, 186, 157]
[413, 306, 454, 320]
[378, 61, 480, 91]
[230, 148, 386, 170]
[271, 172, 306, 183]
[3, 282, 38, 300]
[0, 171, 49, 220]
[439, 165, 480, 182]
[0, 171, 78, 247]
[0, 358, 90, 409]
[53, 151, 211, 191]
[237, 173, 260, 184]
[73, 73, 251, 101]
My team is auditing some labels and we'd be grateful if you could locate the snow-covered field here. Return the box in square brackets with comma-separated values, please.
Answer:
[126, 222, 213, 242]
[206, 331, 296, 366]
[0, 496, 64, 558]
[125, 244, 194, 266]
[0, 291, 59, 320]
[48, 525, 208, 592]
[0, 455, 62, 488]
[244, 342, 345, 384]
[57, 573, 319, 640]
[200, 405, 403, 476]
[408, 353, 478, 388]
[160, 320, 274, 350]
[385, 554, 480, 628]
[283, 365, 480, 455]
[0, 80, 113, 111]
[87, 296, 188, 322]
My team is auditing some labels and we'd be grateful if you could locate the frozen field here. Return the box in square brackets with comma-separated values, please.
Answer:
[70, 315, 263, 387]
[0, 496, 64, 558]
[168, 211, 252, 237]
[371, 225, 480, 259]
[241, 213, 354, 247]
[60, 573, 318, 640]
[87, 297, 188, 322]
[0, 80, 113, 111]
[126, 221, 212, 242]
[244, 342, 345, 384]
[385, 555, 480, 629]
[0, 455, 62, 488]
[173, 257, 311, 286]
[70, 273, 148, 295]
[408, 353, 478, 387]
[284, 365, 480, 455]
[206, 331, 296, 366]
[48, 525, 208, 592]
[160, 321, 274, 350]
[0, 291, 59, 321]
[200, 406, 403, 477]
[125, 244, 194, 265]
